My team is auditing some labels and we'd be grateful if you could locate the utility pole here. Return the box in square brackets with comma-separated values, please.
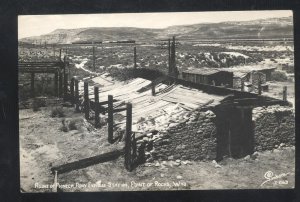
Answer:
[93, 45, 95, 71]
[133, 46, 137, 69]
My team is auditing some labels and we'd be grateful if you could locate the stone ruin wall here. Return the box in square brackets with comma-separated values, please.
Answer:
[144, 110, 217, 162]
[253, 105, 295, 151]
[138, 105, 295, 162]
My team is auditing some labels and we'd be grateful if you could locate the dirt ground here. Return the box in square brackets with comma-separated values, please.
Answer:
[19, 106, 295, 193]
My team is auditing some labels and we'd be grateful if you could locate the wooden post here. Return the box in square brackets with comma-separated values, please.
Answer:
[84, 82, 89, 120]
[93, 46, 95, 71]
[241, 80, 244, 92]
[53, 45, 55, 57]
[151, 82, 155, 96]
[63, 73, 68, 101]
[168, 39, 171, 76]
[59, 49, 62, 61]
[258, 78, 262, 95]
[170, 36, 177, 78]
[58, 71, 63, 98]
[133, 47, 137, 69]
[283, 86, 287, 101]
[75, 79, 80, 112]
[30, 73, 35, 97]
[108, 95, 113, 144]
[132, 133, 137, 162]
[125, 103, 132, 171]
[94, 86, 100, 128]
[54, 72, 58, 97]
[70, 78, 75, 104]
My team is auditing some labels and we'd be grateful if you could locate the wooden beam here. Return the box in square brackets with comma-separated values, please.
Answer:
[108, 95, 114, 144]
[125, 103, 133, 171]
[283, 86, 287, 101]
[134, 47, 137, 69]
[63, 73, 68, 101]
[113, 107, 127, 113]
[93, 46, 95, 71]
[30, 73, 35, 97]
[84, 82, 89, 120]
[70, 78, 74, 104]
[168, 39, 171, 75]
[58, 71, 63, 98]
[98, 99, 118, 105]
[75, 79, 80, 112]
[51, 149, 124, 174]
[94, 86, 100, 128]
[54, 72, 58, 97]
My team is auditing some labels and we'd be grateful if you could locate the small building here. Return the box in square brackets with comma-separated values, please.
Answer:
[182, 68, 233, 88]
[227, 66, 276, 90]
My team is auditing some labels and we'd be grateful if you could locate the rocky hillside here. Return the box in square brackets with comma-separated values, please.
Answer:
[19, 16, 293, 44]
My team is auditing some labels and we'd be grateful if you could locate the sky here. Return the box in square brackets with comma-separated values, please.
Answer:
[18, 10, 292, 39]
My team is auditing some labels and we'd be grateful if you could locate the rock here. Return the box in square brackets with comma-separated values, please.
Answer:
[215, 164, 221, 168]
[175, 159, 181, 163]
[251, 152, 259, 160]
[273, 149, 280, 153]
[173, 162, 181, 166]
[160, 174, 165, 178]
[155, 162, 160, 167]
[279, 143, 285, 147]
[182, 161, 188, 165]
[185, 160, 192, 165]
[176, 175, 183, 180]
[244, 155, 251, 160]
[145, 163, 152, 167]
[167, 156, 174, 160]
[146, 133, 153, 137]
[168, 123, 178, 128]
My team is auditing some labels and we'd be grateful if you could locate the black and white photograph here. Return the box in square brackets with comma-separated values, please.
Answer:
[18, 10, 295, 192]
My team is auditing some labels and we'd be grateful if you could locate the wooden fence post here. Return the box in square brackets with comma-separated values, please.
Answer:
[30, 73, 35, 97]
[241, 80, 244, 92]
[59, 48, 62, 61]
[283, 86, 287, 101]
[258, 79, 262, 95]
[94, 86, 100, 128]
[132, 133, 137, 163]
[108, 95, 113, 143]
[70, 78, 74, 104]
[151, 82, 155, 96]
[125, 103, 133, 171]
[63, 73, 68, 101]
[75, 79, 80, 112]
[84, 82, 89, 120]
[58, 71, 63, 98]
[54, 72, 58, 97]
[134, 47, 137, 69]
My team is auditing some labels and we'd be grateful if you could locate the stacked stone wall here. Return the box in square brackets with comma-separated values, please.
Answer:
[253, 105, 295, 151]
[146, 110, 217, 161]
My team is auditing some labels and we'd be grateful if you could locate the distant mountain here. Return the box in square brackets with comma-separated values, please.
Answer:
[19, 16, 293, 44]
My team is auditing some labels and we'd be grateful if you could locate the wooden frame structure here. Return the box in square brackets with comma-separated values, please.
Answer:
[18, 61, 68, 98]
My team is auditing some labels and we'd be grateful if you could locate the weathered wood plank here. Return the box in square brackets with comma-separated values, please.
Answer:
[51, 149, 124, 174]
